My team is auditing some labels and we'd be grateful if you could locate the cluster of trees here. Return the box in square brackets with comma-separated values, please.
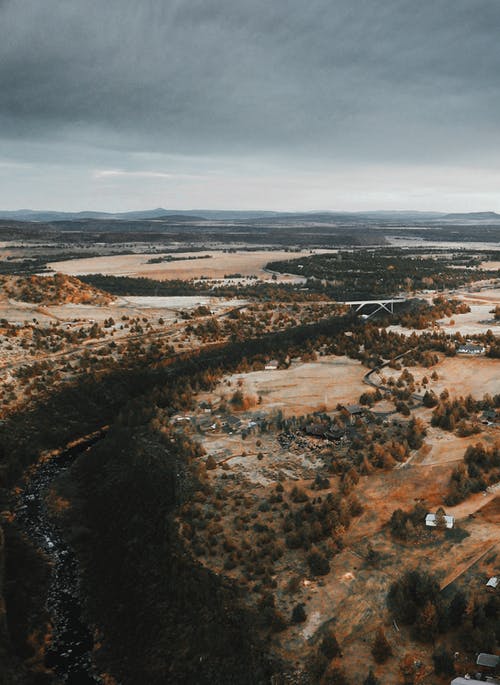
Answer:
[267, 250, 493, 301]
[399, 296, 470, 330]
[282, 487, 361, 561]
[186, 302, 345, 345]
[388, 570, 500, 673]
[446, 441, 500, 505]
[66, 411, 278, 685]
[388, 570, 449, 642]
[181, 477, 362, 595]
[390, 503, 428, 541]
[337, 420, 424, 474]
[432, 394, 482, 433]
[79, 273, 330, 302]
[146, 253, 212, 264]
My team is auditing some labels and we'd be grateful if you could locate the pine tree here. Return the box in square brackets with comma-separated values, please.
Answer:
[320, 629, 342, 658]
[371, 627, 392, 663]
[363, 669, 380, 685]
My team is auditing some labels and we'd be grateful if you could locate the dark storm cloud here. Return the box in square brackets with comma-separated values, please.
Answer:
[1, 0, 500, 163]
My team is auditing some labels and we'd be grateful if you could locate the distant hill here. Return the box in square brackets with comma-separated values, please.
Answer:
[0, 208, 282, 222]
[0, 208, 173, 222]
[153, 214, 208, 222]
[2, 207, 499, 224]
[442, 211, 500, 221]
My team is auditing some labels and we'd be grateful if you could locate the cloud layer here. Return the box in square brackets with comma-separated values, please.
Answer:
[1, 0, 500, 210]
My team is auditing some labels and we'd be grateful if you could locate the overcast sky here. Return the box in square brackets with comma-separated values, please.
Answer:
[1, 0, 500, 212]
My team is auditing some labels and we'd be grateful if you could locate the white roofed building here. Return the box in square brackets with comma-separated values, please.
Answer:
[425, 513, 455, 529]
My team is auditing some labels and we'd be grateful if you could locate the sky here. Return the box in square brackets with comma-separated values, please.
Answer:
[1, 0, 500, 213]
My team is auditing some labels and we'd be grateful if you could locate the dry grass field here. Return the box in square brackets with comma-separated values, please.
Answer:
[202, 355, 367, 417]
[384, 354, 500, 398]
[0, 293, 245, 325]
[48, 249, 321, 282]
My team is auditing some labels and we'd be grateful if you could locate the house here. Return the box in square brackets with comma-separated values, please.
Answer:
[264, 360, 279, 370]
[305, 423, 329, 438]
[482, 409, 498, 424]
[325, 428, 345, 441]
[425, 513, 455, 529]
[457, 343, 486, 355]
[222, 415, 241, 433]
[486, 577, 499, 590]
[345, 404, 363, 415]
[342, 404, 364, 425]
[476, 653, 500, 669]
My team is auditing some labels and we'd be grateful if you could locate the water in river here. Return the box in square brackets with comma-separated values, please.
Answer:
[15, 439, 104, 684]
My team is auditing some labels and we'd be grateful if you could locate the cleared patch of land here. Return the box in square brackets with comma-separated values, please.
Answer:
[479, 261, 500, 270]
[48, 249, 321, 282]
[0, 294, 246, 325]
[383, 354, 500, 398]
[204, 355, 368, 417]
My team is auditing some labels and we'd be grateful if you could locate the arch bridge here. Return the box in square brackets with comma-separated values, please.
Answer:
[341, 298, 406, 319]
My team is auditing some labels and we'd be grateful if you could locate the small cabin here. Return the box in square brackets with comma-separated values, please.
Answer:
[425, 513, 454, 529]
[305, 423, 329, 438]
[457, 343, 485, 355]
[476, 653, 500, 669]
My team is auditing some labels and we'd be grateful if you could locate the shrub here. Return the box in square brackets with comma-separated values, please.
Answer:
[320, 630, 342, 658]
[371, 627, 392, 663]
[307, 549, 330, 576]
[291, 603, 307, 623]
[433, 647, 455, 677]
[363, 670, 380, 685]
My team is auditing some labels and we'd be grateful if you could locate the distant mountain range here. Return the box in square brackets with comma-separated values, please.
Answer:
[441, 211, 500, 221]
[0, 208, 500, 223]
[0, 208, 281, 222]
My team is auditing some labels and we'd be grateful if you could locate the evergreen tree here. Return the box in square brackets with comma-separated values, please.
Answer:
[371, 627, 392, 663]
[363, 669, 380, 685]
[320, 630, 342, 659]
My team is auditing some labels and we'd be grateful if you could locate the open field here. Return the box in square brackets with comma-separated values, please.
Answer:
[460, 285, 500, 304]
[0, 293, 246, 325]
[436, 304, 499, 336]
[479, 261, 500, 271]
[48, 249, 323, 282]
[202, 355, 367, 417]
[383, 354, 500, 398]
[388, 302, 499, 338]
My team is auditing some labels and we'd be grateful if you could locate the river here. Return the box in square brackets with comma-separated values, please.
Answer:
[15, 434, 106, 684]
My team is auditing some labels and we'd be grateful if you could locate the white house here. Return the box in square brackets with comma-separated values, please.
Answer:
[486, 576, 499, 589]
[425, 513, 455, 529]
[457, 343, 486, 355]
[264, 360, 279, 370]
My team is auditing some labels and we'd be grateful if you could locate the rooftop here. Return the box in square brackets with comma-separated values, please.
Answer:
[425, 513, 454, 529]
[477, 653, 500, 668]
